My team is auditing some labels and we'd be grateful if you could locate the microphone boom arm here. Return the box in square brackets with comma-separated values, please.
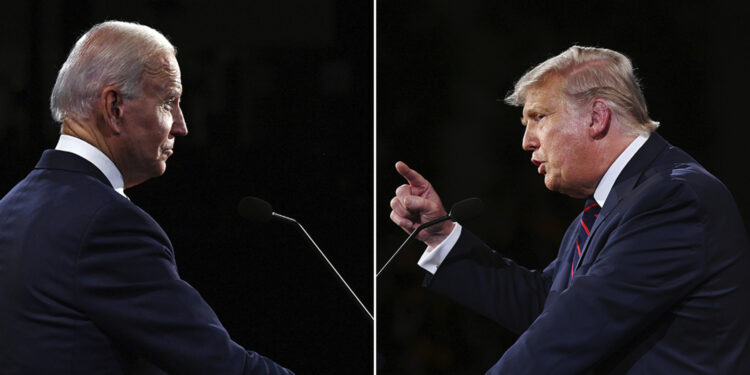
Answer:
[377, 197, 483, 278]
[282, 218, 374, 321]
[376, 215, 454, 278]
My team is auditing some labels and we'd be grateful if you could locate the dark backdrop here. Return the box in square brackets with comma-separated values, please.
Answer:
[1, 1, 372, 373]
[377, 1, 749, 374]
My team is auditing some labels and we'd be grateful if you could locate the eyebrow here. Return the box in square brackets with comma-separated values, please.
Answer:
[521, 106, 541, 126]
[161, 83, 182, 97]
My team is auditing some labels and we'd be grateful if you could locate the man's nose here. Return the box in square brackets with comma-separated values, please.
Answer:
[522, 125, 538, 151]
[172, 107, 188, 136]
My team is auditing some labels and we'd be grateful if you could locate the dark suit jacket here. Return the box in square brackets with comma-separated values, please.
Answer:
[425, 133, 750, 374]
[0, 150, 294, 374]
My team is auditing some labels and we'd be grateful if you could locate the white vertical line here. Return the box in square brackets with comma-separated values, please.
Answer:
[372, 0, 378, 373]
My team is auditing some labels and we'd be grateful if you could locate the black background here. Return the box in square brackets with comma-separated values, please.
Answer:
[377, 1, 749, 374]
[5, 1, 750, 374]
[1, 1, 372, 373]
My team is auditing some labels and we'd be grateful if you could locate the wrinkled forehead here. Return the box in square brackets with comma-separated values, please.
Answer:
[143, 53, 182, 91]
[146, 53, 180, 78]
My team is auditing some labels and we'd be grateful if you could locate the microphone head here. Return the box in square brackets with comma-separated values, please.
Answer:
[237, 196, 273, 222]
[448, 197, 483, 222]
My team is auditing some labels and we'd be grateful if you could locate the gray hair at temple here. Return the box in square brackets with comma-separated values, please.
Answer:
[50, 21, 176, 124]
[505, 46, 659, 135]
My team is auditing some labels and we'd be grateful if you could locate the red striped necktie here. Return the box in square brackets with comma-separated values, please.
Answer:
[570, 198, 600, 280]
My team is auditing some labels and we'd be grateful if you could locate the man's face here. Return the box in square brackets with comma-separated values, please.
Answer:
[520, 76, 597, 198]
[117, 53, 187, 187]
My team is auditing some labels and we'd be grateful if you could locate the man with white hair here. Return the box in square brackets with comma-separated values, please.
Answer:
[390, 46, 750, 373]
[0, 21, 294, 374]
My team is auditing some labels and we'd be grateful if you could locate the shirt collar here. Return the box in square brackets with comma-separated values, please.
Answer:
[593, 133, 649, 207]
[55, 135, 127, 198]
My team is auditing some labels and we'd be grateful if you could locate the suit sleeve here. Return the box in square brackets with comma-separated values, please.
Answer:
[74, 200, 295, 375]
[486, 179, 707, 374]
[424, 227, 566, 335]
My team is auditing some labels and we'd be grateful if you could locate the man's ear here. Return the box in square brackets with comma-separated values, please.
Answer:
[589, 99, 611, 139]
[102, 86, 124, 134]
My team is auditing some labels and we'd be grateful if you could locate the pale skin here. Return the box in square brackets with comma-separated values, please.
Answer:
[61, 53, 187, 188]
[390, 74, 636, 248]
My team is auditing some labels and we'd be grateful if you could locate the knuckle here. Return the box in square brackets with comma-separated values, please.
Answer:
[395, 184, 409, 195]
[389, 197, 400, 209]
[390, 210, 402, 224]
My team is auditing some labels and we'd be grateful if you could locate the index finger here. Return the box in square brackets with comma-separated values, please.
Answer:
[395, 161, 429, 188]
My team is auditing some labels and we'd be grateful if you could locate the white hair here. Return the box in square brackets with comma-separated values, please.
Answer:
[505, 46, 659, 135]
[50, 20, 176, 123]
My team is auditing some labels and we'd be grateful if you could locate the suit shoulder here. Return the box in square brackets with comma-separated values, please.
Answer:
[35, 166, 127, 210]
[0, 169, 125, 238]
[642, 147, 732, 205]
[82, 195, 172, 256]
[89, 198, 164, 234]
[625, 152, 743, 234]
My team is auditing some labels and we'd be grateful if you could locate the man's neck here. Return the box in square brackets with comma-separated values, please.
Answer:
[61, 117, 116, 165]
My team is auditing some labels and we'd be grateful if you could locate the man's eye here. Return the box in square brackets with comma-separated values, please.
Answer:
[164, 98, 177, 109]
[537, 114, 546, 121]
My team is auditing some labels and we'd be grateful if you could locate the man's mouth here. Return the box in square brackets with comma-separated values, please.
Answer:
[532, 158, 545, 174]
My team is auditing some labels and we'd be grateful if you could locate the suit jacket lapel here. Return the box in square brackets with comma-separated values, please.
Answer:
[35, 149, 113, 188]
[575, 132, 670, 270]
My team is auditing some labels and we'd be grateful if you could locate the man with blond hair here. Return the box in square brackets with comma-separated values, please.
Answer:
[0, 21, 293, 374]
[390, 46, 750, 373]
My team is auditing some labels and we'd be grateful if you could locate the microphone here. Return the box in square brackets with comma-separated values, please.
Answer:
[238, 196, 296, 224]
[376, 197, 483, 277]
[237, 196, 373, 321]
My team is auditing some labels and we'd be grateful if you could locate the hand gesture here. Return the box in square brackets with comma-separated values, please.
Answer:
[390, 161, 455, 248]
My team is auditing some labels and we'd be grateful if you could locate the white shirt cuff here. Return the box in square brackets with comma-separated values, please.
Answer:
[417, 223, 462, 274]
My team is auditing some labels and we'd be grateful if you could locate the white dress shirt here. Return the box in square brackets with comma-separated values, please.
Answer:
[55, 135, 128, 198]
[418, 133, 650, 274]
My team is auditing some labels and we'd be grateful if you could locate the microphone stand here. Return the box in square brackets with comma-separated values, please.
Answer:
[275, 213, 374, 321]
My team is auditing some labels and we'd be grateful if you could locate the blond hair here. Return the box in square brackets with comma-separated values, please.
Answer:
[505, 46, 659, 134]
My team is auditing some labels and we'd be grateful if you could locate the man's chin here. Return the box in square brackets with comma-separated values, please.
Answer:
[543, 176, 559, 192]
[156, 163, 168, 176]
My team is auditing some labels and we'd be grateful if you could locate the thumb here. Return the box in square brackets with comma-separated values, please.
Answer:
[403, 195, 446, 221]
